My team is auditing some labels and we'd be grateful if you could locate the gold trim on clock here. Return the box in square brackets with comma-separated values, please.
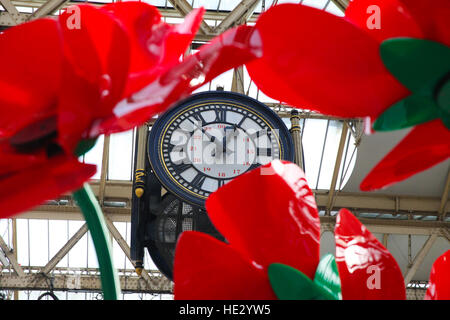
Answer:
[157, 100, 283, 200]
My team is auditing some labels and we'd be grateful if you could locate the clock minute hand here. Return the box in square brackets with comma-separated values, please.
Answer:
[205, 129, 231, 158]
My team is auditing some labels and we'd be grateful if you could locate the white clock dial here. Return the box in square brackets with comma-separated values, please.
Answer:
[162, 104, 281, 197]
[149, 92, 294, 207]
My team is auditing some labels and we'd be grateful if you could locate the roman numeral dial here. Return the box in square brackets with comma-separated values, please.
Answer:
[148, 92, 294, 207]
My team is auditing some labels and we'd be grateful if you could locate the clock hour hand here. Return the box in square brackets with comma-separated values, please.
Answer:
[201, 128, 227, 155]
[223, 125, 239, 153]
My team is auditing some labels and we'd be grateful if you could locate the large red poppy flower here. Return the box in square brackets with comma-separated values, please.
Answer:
[0, 17, 98, 218]
[0, 2, 261, 219]
[246, 1, 450, 191]
[335, 209, 405, 299]
[173, 161, 405, 300]
[425, 250, 450, 300]
[174, 161, 319, 299]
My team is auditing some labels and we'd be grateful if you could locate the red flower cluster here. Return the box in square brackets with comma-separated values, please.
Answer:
[1, 1, 447, 300]
[174, 161, 449, 300]
[0, 2, 260, 218]
[174, 161, 406, 300]
[245, 0, 450, 191]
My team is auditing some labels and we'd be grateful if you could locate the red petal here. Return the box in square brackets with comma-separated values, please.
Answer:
[205, 160, 320, 279]
[194, 25, 261, 87]
[100, 2, 164, 97]
[335, 209, 406, 300]
[173, 231, 276, 300]
[360, 120, 450, 191]
[344, 0, 424, 42]
[57, 59, 102, 152]
[0, 18, 62, 137]
[246, 3, 408, 118]
[59, 4, 130, 103]
[0, 156, 96, 219]
[400, 0, 450, 47]
[0, 141, 47, 176]
[163, 7, 204, 67]
[101, 3, 204, 96]
[57, 5, 130, 151]
[425, 250, 450, 300]
[100, 2, 162, 76]
[91, 25, 260, 135]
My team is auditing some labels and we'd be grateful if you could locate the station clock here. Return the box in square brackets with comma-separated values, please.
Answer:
[148, 91, 294, 207]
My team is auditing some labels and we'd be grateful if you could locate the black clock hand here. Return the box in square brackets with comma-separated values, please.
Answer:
[188, 118, 224, 149]
[223, 125, 239, 153]
[202, 128, 230, 157]
[188, 118, 227, 159]
[222, 134, 227, 154]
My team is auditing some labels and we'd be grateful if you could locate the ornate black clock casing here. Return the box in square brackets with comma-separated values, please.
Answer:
[148, 91, 294, 207]
[131, 92, 294, 280]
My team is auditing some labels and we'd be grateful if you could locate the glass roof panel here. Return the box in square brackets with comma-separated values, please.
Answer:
[302, 118, 328, 188]
[80, 135, 104, 180]
[325, 1, 345, 16]
[217, 0, 243, 11]
[109, 129, 135, 181]
[316, 120, 342, 189]
[196, 0, 221, 10]
[301, 0, 330, 10]
[140, 0, 172, 7]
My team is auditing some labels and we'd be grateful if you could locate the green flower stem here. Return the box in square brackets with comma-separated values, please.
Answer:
[73, 183, 121, 300]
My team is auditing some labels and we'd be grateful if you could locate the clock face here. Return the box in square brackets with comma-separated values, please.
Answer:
[148, 91, 294, 207]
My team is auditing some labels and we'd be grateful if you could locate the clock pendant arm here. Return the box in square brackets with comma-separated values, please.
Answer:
[289, 109, 306, 172]
[141, 153, 166, 275]
[131, 125, 157, 276]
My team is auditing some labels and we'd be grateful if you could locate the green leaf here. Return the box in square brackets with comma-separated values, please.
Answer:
[74, 138, 98, 157]
[440, 113, 450, 130]
[313, 254, 342, 300]
[373, 93, 439, 131]
[436, 77, 450, 114]
[380, 38, 450, 93]
[268, 263, 336, 300]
